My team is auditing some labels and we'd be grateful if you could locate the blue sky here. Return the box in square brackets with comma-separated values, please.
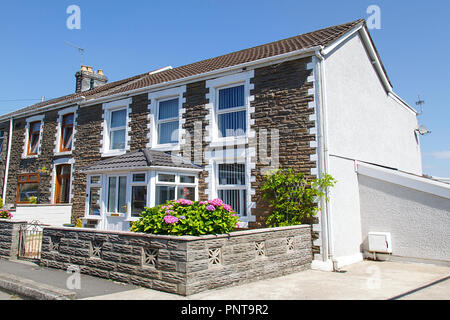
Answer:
[0, 0, 449, 177]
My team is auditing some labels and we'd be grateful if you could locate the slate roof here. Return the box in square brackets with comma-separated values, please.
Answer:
[1, 18, 371, 120]
[81, 149, 202, 172]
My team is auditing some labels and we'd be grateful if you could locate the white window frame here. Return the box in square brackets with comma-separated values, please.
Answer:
[101, 98, 131, 157]
[148, 86, 186, 151]
[85, 175, 103, 220]
[55, 106, 78, 156]
[22, 114, 45, 159]
[206, 71, 254, 147]
[0, 130, 4, 156]
[153, 171, 198, 206]
[215, 161, 248, 218]
[129, 172, 148, 220]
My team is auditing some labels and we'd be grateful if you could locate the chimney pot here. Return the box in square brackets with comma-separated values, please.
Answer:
[75, 67, 108, 93]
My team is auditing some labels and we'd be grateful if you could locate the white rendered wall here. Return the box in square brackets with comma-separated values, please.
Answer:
[322, 31, 422, 267]
[358, 174, 450, 262]
[14, 205, 72, 226]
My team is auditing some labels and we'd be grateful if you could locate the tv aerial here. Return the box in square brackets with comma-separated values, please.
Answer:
[65, 41, 85, 66]
[415, 95, 425, 115]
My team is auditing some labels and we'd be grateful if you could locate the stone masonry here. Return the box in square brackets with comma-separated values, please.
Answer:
[0, 220, 27, 260]
[40, 225, 312, 295]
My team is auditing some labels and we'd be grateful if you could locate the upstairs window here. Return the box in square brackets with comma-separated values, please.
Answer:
[27, 121, 41, 156]
[60, 113, 74, 152]
[109, 109, 127, 151]
[157, 98, 179, 145]
[217, 85, 246, 138]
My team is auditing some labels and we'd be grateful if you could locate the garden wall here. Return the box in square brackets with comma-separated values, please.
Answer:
[0, 220, 27, 260]
[40, 225, 312, 295]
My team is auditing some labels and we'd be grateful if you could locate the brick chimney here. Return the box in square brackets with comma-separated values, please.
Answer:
[75, 66, 108, 93]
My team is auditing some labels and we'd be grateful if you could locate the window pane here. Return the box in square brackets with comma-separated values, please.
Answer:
[133, 173, 146, 182]
[118, 176, 127, 214]
[0, 131, 4, 137]
[111, 109, 126, 128]
[29, 174, 38, 182]
[59, 165, 71, 176]
[63, 114, 74, 126]
[31, 122, 41, 132]
[110, 129, 126, 150]
[18, 183, 38, 202]
[131, 186, 147, 217]
[218, 110, 246, 137]
[180, 175, 195, 184]
[158, 98, 179, 120]
[218, 189, 247, 216]
[177, 186, 195, 201]
[158, 173, 175, 182]
[155, 186, 175, 206]
[89, 187, 101, 216]
[218, 163, 245, 185]
[158, 121, 179, 144]
[29, 133, 40, 154]
[62, 126, 73, 150]
[219, 85, 245, 110]
[59, 177, 70, 203]
[90, 176, 101, 184]
[108, 177, 117, 212]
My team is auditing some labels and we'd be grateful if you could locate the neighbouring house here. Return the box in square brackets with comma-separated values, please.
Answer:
[0, 18, 448, 270]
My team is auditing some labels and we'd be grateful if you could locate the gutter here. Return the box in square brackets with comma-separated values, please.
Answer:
[2, 117, 13, 203]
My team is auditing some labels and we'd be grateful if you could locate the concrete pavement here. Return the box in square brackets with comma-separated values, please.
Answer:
[82, 260, 450, 300]
[0, 258, 448, 300]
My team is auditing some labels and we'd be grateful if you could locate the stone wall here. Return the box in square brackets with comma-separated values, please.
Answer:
[0, 220, 27, 260]
[40, 225, 312, 295]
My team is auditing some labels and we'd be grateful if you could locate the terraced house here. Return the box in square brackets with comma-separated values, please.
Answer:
[1, 18, 438, 270]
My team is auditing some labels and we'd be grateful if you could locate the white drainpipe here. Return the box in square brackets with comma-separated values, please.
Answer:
[2, 117, 13, 204]
[314, 48, 337, 270]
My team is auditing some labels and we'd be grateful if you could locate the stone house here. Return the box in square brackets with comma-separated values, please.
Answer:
[1, 18, 446, 270]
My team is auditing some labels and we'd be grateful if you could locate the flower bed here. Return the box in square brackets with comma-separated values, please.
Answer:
[0, 210, 13, 220]
[131, 199, 240, 236]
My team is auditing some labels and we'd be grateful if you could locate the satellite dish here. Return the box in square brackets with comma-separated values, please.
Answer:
[417, 125, 431, 135]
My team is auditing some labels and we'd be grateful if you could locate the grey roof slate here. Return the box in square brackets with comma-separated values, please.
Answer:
[81, 149, 201, 172]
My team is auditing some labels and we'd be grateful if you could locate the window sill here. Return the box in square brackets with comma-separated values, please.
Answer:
[209, 137, 248, 148]
[101, 150, 127, 158]
[150, 144, 180, 152]
[55, 151, 72, 156]
[83, 216, 102, 220]
[22, 154, 39, 160]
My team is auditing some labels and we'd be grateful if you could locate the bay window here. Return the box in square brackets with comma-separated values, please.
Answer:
[217, 163, 247, 216]
[131, 173, 147, 217]
[155, 172, 196, 206]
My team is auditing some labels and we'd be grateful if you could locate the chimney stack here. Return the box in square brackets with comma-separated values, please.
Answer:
[75, 66, 108, 93]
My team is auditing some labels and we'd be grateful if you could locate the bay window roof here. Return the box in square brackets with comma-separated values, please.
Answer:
[81, 148, 201, 173]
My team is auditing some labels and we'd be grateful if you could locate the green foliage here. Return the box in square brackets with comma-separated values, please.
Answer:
[131, 199, 240, 236]
[75, 218, 83, 228]
[0, 197, 3, 209]
[29, 196, 37, 204]
[262, 168, 336, 227]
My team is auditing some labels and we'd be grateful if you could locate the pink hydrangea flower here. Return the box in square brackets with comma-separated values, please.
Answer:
[208, 198, 223, 207]
[163, 215, 179, 224]
[223, 204, 232, 212]
[165, 209, 174, 215]
[206, 205, 215, 211]
[178, 199, 193, 206]
[231, 213, 238, 217]
[199, 201, 207, 205]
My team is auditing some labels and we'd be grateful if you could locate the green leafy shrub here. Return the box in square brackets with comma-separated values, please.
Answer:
[0, 197, 3, 209]
[262, 168, 336, 227]
[0, 209, 13, 219]
[131, 199, 241, 236]
[29, 196, 37, 204]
